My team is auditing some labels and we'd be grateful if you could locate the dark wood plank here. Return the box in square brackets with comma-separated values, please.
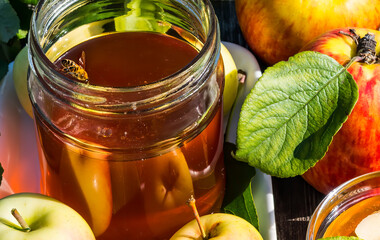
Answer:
[211, 0, 248, 46]
[212, 1, 326, 239]
[211, 0, 267, 70]
[272, 177, 324, 239]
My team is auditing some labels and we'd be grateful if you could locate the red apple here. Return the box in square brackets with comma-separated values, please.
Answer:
[235, 0, 380, 65]
[301, 28, 380, 194]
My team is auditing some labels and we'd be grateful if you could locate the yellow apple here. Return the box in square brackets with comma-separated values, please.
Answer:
[141, 148, 195, 237]
[60, 146, 113, 237]
[170, 213, 263, 240]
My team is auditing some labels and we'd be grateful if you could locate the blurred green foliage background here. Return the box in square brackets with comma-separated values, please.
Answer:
[0, 0, 37, 80]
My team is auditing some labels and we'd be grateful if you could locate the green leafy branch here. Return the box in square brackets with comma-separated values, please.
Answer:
[0, 0, 37, 80]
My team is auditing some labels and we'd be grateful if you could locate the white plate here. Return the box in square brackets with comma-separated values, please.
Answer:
[223, 42, 277, 240]
[0, 63, 40, 197]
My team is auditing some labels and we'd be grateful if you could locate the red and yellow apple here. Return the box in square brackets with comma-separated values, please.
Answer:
[235, 0, 380, 65]
[301, 28, 380, 194]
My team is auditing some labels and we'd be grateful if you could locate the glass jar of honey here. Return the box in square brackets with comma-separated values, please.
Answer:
[28, 0, 225, 239]
[307, 171, 380, 239]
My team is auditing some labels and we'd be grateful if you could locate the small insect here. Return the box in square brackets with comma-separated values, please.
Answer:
[60, 51, 89, 82]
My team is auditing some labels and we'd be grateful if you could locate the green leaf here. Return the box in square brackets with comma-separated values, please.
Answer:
[318, 237, 362, 240]
[0, 38, 22, 63]
[235, 51, 358, 177]
[18, 0, 38, 5]
[16, 29, 28, 39]
[222, 142, 259, 230]
[9, 0, 34, 31]
[223, 181, 259, 230]
[0, 0, 20, 43]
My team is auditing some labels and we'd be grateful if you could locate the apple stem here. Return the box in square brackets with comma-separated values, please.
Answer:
[11, 208, 31, 232]
[187, 195, 208, 240]
[344, 56, 364, 70]
[238, 69, 247, 84]
[340, 29, 379, 66]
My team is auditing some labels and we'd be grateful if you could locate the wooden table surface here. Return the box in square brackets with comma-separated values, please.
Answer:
[211, 1, 326, 239]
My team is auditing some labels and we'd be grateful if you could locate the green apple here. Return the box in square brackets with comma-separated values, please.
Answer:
[114, 0, 171, 33]
[170, 213, 263, 240]
[13, 45, 33, 118]
[0, 193, 95, 240]
[221, 43, 239, 116]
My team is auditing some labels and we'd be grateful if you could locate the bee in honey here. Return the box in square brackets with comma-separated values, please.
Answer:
[60, 51, 89, 82]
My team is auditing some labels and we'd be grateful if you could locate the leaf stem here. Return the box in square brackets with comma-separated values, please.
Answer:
[11, 208, 31, 232]
[187, 195, 207, 240]
[344, 56, 364, 70]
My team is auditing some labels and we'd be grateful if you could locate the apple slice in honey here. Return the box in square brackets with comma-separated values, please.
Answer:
[61, 145, 113, 237]
[141, 148, 194, 237]
[355, 211, 380, 240]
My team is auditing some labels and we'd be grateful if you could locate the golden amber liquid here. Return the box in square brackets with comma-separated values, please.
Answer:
[35, 32, 225, 239]
[323, 195, 380, 237]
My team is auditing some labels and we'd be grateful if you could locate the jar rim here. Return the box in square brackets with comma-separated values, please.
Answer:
[306, 170, 380, 240]
[27, 0, 223, 156]
[29, 0, 219, 94]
